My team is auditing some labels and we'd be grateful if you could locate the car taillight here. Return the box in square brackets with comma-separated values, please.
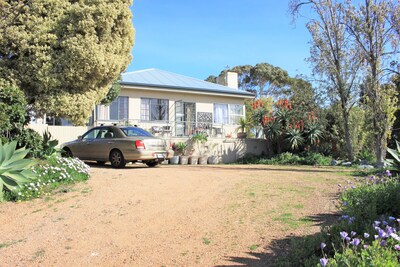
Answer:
[135, 140, 146, 149]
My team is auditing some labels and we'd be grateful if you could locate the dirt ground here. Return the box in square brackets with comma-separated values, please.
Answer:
[0, 164, 348, 266]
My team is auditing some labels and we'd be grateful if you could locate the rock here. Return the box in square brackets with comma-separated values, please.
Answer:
[341, 161, 352, 167]
[357, 164, 374, 169]
[331, 160, 339, 166]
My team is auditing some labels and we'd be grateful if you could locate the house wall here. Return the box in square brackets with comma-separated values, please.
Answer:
[114, 87, 246, 137]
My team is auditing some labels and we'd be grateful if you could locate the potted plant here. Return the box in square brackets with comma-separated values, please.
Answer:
[207, 142, 219, 164]
[169, 143, 180, 164]
[190, 132, 208, 165]
[236, 117, 249, 139]
[175, 141, 189, 164]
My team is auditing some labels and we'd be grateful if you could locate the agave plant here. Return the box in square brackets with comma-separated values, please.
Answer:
[386, 141, 400, 171]
[0, 141, 36, 201]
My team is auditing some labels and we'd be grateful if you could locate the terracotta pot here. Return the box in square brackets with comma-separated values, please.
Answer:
[237, 132, 247, 139]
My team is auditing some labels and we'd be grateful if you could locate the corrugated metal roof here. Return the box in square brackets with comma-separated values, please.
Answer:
[121, 68, 254, 98]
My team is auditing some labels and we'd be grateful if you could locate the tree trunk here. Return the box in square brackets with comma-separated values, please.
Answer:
[342, 110, 354, 161]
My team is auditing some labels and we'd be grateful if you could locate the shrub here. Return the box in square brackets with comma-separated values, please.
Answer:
[339, 172, 400, 224]
[6, 156, 90, 201]
[0, 141, 36, 201]
[16, 128, 44, 158]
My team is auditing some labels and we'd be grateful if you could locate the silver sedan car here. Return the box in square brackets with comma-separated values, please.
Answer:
[61, 125, 173, 168]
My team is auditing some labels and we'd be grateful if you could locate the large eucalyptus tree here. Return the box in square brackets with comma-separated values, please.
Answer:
[0, 0, 135, 125]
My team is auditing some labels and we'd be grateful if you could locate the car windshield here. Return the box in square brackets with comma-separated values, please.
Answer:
[121, 127, 153, 137]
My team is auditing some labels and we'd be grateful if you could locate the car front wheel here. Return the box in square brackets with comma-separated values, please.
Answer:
[109, 149, 126, 168]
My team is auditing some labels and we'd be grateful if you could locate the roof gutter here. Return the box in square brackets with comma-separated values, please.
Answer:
[121, 82, 255, 99]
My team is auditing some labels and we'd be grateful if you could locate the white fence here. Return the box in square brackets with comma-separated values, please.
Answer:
[28, 124, 91, 146]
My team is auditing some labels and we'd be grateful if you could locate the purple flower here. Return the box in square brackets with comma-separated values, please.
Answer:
[389, 216, 395, 221]
[349, 217, 355, 224]
[364, 233, 370, 238]
[385, 170, 392, 176]
[351, 186, 356, 189]
[380, 240, 387, 246]
[340, 231, 348, 239]
[350, 238, 361, 246]
[320, 242, 326, 250]
[378, 229, 388, 238]
[343, 201, 348, 206]
[363, 244, 369, 249]
[351, 231, 357, 237]
[390, 233, 400, 241]
[374, 221, 381, 227]
[342, 215, 349, 220]
[320, 258, 328, 267]
[345, 237, 351, 242]
[395, 245, 400, 251]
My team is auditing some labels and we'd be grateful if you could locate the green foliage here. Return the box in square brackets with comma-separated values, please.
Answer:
[173, 142, 188, 156]
[15, 128, 44, 158]
[6, 156, 90, 201]
[191, 132, 208, 144]
[329, 239, 399, 267]
[0, 140, 36, 201]
[286, 128, 305, 150]
[238, 152, 332, 166]
[41, 130, 59, 158]
[100, 75, 122, 106]
[0, 86, 29, 134]
[0, 0, 135, 125]
[386, 141, 400, 171]
[340, 176, 400, 223]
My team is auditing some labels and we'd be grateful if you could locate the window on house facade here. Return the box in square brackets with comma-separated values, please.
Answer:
[229, 104, 244, 124]
[213, 104, 228, 124]
[96, 96, 129, 121]
[110, 96, 129, 121]
[214, 103, 244, 125]
[141, 98, 169, 121]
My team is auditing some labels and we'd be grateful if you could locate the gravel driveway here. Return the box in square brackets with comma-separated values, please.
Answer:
[0, 164, 346, 266]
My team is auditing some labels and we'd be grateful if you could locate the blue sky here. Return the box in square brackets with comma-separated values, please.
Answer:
[127, 0, 313, 80]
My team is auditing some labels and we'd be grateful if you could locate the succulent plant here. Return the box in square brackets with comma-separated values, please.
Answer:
[0, 140, 36, 201]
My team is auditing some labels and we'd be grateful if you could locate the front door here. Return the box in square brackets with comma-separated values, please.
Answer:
[175, 101, 196, 136]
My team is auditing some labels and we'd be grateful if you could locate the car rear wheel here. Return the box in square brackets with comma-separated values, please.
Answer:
[109, 149, 126, 168]
[146, 161, 159, 168]
[62, 148, 73, 158]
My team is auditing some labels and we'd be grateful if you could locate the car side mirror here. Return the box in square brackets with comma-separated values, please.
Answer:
[77, 135, 82, 140]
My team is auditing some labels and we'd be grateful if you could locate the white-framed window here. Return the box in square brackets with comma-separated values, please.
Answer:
[96, 96, 129, 121]
[110, 96, 129, 121]
[141, 98, 169, 121]
[213, 103, 228, 124]
[229, 104, 244, 124]
[213, 103, 244, 125]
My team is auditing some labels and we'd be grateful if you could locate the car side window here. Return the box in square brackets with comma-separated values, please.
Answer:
[82, 129, 101, 140]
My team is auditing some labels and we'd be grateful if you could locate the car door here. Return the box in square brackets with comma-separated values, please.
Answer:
[88, 127, 116, 160]
[75, 128, 102, 159]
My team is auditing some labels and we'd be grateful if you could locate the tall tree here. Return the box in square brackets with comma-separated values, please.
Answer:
[345, 0, 399, 164]
[207, 63, 291, 98]
[290, 0, 363, 160]
[0, 0, 135, 125]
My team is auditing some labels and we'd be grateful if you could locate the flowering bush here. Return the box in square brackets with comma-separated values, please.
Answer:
[6, 156, 90, 201]
[320, 217, 400, 266]
[277, 170, 400, 266]
[254, 98, 323, 153]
